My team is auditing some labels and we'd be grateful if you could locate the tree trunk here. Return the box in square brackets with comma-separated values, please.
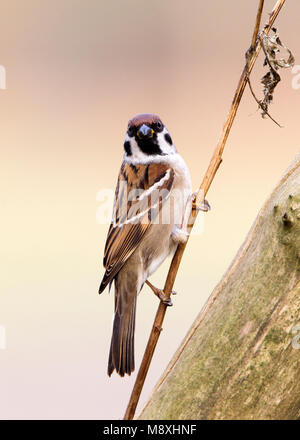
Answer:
[139, 154, 300, 420]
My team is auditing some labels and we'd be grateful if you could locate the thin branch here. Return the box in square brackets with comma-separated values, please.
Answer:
[124, 0, 287, 421]
[251, 0, 265, 49]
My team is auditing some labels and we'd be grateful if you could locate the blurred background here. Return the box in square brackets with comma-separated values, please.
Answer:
[0, 0, 299, 419]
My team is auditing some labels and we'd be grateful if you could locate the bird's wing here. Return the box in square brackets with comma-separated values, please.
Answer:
[99, 161, 174, 293]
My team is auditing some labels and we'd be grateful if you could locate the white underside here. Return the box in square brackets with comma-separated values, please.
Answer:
[123, 129, 192, 292]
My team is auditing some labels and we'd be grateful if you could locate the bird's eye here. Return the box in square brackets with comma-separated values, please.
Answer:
[155, 120, 163, 132]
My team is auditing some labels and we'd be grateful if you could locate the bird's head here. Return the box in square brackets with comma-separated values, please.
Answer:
[123, 113, 176, 162]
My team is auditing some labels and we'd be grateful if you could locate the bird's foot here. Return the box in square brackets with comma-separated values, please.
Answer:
[159, 292, 173, 307]
[145, 280, 176, 306]
[192, 192, 211, 212]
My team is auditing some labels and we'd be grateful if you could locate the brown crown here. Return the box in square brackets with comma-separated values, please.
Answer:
[128, 113, 161, 127]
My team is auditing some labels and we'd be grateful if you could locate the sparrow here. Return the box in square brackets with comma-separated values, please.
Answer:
[99, 113, 196, 377]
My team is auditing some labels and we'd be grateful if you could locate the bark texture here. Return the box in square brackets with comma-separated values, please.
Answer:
[139, 155, 300, 420]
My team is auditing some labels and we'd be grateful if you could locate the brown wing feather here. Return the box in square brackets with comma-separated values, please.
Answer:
[99, 161, 174, 293]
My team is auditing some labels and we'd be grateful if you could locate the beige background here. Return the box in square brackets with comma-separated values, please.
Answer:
[0, 0, 299, 419]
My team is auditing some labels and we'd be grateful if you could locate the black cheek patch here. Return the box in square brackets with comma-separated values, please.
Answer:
[124, 141, 132, 156]
[164, 133, 172, 145]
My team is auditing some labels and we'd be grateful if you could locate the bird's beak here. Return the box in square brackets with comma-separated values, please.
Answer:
[137, 124, 154, 139]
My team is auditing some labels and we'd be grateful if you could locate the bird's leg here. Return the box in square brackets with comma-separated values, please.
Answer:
[145, 280, 176, 306]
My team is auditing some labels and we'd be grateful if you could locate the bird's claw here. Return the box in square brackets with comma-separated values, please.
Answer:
[158, 291, 173, 307]
[193, 195, 211, 212]
[145, 280, 175, 306]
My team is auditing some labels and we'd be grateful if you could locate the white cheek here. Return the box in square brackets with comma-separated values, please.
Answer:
[157, 129, 176, 155]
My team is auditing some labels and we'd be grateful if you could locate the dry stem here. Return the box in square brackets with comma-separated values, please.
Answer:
[124, 0, 287, 421]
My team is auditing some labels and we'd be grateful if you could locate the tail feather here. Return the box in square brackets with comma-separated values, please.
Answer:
[108, 291, 136, 377]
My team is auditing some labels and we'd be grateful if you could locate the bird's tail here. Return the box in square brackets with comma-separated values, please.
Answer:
[108, 283, 136, 377]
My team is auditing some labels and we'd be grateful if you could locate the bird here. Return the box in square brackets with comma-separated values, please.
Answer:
[99, 113, 205, 377]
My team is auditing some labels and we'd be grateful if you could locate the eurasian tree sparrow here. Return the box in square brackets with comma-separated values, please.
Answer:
[99, 113, 203, 377]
